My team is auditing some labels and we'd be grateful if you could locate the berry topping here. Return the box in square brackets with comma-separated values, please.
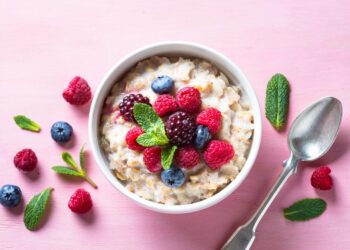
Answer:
[161, 166, 185, 188]
[165, 111, 196, 146]
[154, 94, 178, 116]
[51, 121, 73, 143]
[194, 125, 212, 150]
[68, 189, 93, 214]
[151, 75, 174, 94]
[196, 108, 222, 134]
[203, 140, 235, 170]
[119, 93, 151, 122]
[125, 127, 145, 151]
[13, 148, 38, 171]
[311, 166, 333, 190]
[176, 87, 201, 113]
[175, 146, 200, 169]
[0, 185, 22, 208]
[143, 147, 162, 173]
[62, 76, 92, 105]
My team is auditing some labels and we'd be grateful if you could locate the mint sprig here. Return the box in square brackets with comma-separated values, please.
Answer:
[137, 131, 169, 147]
[283, 198, 327, 221]
[14, 115, 41, 132]
[161, 145, 177, 170]
[52, 145, 98, 189]
[24, 187, 53, 231]
[133, 103, 169, 147]
[265, 73, 290, 129]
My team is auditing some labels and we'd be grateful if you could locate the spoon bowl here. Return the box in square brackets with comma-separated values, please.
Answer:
[288, 97, 342, 161]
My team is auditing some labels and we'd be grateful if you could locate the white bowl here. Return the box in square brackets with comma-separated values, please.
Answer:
[89, 41, 262, 214]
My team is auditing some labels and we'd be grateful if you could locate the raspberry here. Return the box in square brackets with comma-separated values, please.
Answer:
[165, 111, 196, 146]
[175, 146, 200, 169]
[143, 147, 162, 173]
[176, 87, 201, 113]
[62, 76, 92, 105]
[118, 93, 151, 122]
[311, 166, 333, 190]
[13, 148, 38, 171]
[196, 108, 222, 134]
[125, 127, 145, 151]
[68, 189, 93, 214]
[203, 140, 235, 170]
[154, 94, 178, 116]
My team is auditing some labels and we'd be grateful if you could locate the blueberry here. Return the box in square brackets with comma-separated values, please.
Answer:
[161, 166, 185, 188]
[194, 125, 212, 149]
[151, 76, 174, 94]
[0, 185, 22, 207]
[51, 121, 73, 143]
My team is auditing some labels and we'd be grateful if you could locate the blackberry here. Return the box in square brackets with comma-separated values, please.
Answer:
[165, 111, 196, 146]
[118, 94, 151, 122]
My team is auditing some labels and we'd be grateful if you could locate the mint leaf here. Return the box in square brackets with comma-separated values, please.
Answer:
[137, 131, 169, 147]
[53, 147, 98, 189]
[133, 103, 169, 147]
[265, 73, 290, 129]
[161, 145, 177, 170]
[14, 115, 41, 132]
[79, 145, 85, 171]
[52, 166, 83, 177]
[24, 187, 53, 231]
[283, 198, 327, 221]
[133, 103, 164, 132]
[62, 152, 78, 169]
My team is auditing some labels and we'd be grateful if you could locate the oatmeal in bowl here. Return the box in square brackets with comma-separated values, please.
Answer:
[89, 42, 262, 213]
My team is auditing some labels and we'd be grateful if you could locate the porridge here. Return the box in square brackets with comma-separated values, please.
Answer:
[100, 56, 254, 205]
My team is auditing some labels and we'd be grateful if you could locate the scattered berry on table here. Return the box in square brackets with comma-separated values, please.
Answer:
[203, 140, 235, 170]
[194, 125, 212, 150]
[119, 93, 151, 122]
[175, 87, 201, 113]
[51, 121, 73, 143]
[62, 76, 92, 105]
[311, 166, 333, 190]
[161, 166, 185, 188]
[13, 148, 38, 171]
[151, 75, 174, 94]
[68, 189, 93, 214]
[143, 147, 162, 173]
[165, 111, 196, 146]
[154, 94, 178, 117]
[125, 127, 145, 151]
[0, 184, 22, 207]
[175, 146, 200, 169]
[196, 108, 222, 134]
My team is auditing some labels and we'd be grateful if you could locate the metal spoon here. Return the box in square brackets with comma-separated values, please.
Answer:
[222, 96, 342, 250]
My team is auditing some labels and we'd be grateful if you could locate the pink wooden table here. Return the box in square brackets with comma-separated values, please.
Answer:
[1, 1, 349, 249]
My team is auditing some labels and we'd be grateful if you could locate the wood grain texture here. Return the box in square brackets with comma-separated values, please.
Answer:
[0, 0, 350, 249]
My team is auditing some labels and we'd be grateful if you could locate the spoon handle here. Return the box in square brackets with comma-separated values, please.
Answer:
[221, 154, 299, 250]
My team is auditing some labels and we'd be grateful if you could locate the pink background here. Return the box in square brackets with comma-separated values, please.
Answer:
[0, 1, 349, 249]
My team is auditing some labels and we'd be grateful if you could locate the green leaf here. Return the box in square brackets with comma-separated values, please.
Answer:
[133, 103, 164, 133]
[24, 187, 53, 231]
[14, 115, 41, 132]
[283, 198, 327, 221]
[265, 73, 290, 129]
[79, 145, 85, 171]
[52, 166, 83, 177]
[161, 145, 177, 170]
[62, 152, 78, 169]
[137, 131, 169, 147]
[53, 147, 98, 189]
[133, 103, 169, 147]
